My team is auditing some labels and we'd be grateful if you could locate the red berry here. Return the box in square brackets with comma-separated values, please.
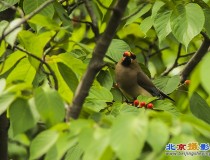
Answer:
[133, 100, 140, 107]
[184, 80, 190, 85]
[147, 103, 154, 109]
[140, 102, 146, 107]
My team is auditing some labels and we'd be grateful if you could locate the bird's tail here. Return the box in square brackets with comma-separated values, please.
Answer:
[159, 90, 175, 102]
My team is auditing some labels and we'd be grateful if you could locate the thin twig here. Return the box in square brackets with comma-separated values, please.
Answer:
[161, 43, 182, 76]
[14, 46, 58, 90]
[0, 0, 54, 41]
[179, 52, 195, 58]
[0, 1, 24, 17]
[66, 0, 85, 15]
[122, 3, 147, 21]
[84, 0, 99, 38]
[149, 46, 170, 58]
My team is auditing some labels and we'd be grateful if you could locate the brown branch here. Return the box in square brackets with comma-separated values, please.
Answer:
[0, 112, 9, 160]
[161, 43, 182, 76]
[84, 0, 100, 38]
[14, 46, 58, 90]
[67, 0, 129, 120]
[0, 0, 54, 42]
[180, 33, 210, 83]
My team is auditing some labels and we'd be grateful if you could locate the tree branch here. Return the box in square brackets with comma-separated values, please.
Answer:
[0, 112, 9, 160]
[14, 46, 58, 90]
[67, 0, 129, 120]
[84, 0, 100, 39]
[180, 33, 210, 83]
[0, 0, 54, 42]
[161, 43, 182, 76]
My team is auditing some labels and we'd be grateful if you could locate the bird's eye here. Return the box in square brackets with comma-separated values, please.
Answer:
[123, 51, 131, 57]
[131, 53, 136, 59]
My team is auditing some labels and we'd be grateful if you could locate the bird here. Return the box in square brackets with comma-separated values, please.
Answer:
[115, 51, 174, 102]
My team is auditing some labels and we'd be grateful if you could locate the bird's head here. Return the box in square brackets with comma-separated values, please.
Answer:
[121, 51, 136, 66]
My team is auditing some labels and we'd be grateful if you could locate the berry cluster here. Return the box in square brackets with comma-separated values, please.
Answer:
[133, 100, 154, 109]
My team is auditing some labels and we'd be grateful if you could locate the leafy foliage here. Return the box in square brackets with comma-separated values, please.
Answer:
[0, 0, 210, 160]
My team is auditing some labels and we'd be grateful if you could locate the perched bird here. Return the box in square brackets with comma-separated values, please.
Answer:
[115, 51, 174, 101]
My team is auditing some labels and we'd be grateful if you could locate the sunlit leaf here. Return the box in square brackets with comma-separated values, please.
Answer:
[58, 62, 78, 92]
[200, 52, 210, 95]
[106, 39, 130, 62]
[9, 98, 39, 136]
[34, 88, 65, 126]
[29, 130, 59, 160]
[125, 4, 152, 26]
[153, 75, 180, 94]
[23, 0, 54, 18]
[0, 92, 15, 115]
[110, 113, 148, 160]
[154, 5, 172, 43]
[147, 119, 169, 153]
[170, 3, 205, 48]
[190, 92, 210, 124]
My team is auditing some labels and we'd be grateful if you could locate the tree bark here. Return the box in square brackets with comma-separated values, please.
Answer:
[0, 112, 9, 160]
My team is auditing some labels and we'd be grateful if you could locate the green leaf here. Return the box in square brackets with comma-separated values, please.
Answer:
[190, 92, 210, 124]
[47, 60, 73, 102]
[4, 18, 22, 47]
[56, 53, 86, 78]
[147, 119, 169, 153]
[106, 39, 130, 62]
[45, 132, 78, 160]
[200, 52, 210, 95]
[88, 85, 113, 102]
[125, 4, 152, 26]
[84, 85, 113, 112]
[29, 130, 59, 160]
[34, 88, 65, 126]
[57, 62, 78, 92]
[0, 78, 6, 93]
[204, 8, 210, 37]
[137, 95, 157, 104]
[151, 1, 165, 19]
[181, 115, 210, 139]
[9, 98, 39, 136]
[65, 144, 83, 160]
[139, 16, 153, 35]
[7, 58, 36, 84]
[84, 100, 107, 112]
[29, 14, 59, 30]
[0, 92, 15, 115]
[110, 113, 148, 160]
[83, 128, 111, 160]
[154, 5, 172, 43]
[23, 0, 54, 18]
[152, 100, 180, 116]
[18, 30, 55, 69]
[0, 50, 25, 75]
[53, 1, 72, 30]
[0, 0, 19, 11]
[97, 70, 113, 90]
[170, 3, 205, 48]
[153, 75, 180, 94]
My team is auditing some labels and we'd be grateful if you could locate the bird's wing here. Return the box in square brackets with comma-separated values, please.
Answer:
[137, 71, 175, 101]
[136, 71, 160, 96]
